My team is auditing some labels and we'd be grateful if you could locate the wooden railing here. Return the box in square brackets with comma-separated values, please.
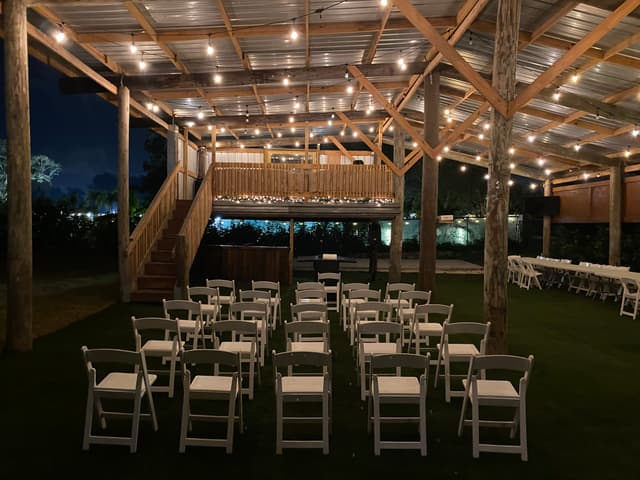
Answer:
[213, 163, 394, 199]
[127, 163, 181, 292]
[175, 161, 215, 294]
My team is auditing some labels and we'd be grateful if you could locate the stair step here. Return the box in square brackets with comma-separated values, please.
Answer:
[131, 289, 174, 303]
[156, 238, 177, 250]
[165, 219, 183, 232]
[145, 262, 177, 276]
[151, 250, 174, 262]
[138, 275, 176, 290]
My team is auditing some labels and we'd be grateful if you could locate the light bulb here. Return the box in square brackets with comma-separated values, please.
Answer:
[537, 158, 545, 166]
[324, 137, 329, 143]
[294, 97, 300, 109]
[290, 127, 295, 133]
[220, 127, 226, 133]
[380, 0, 388, 6]
[483, 122, 490, 130]
[328, 119, 333, 126]
[347, 85, 354, 94]
[146, 102, 153, 110]
[240, 143, 245, 149]
[255, 128, 260, 135]
[460, 165, 467, 172]
[283, 77, 290, 86]
[478, 133, 484, 140]
[389, 126, 394, 131]
[266, 143, 272, 149]
[484, 174, 490, 180]
[277, 132, 282, 138]
[572, 72, 579, 83]
[553, 89, 561, 101]
[625, 147, 631, 158]
[530, 183, 537, 190]
[185, 121, 195, 128]
[310, 132, 315, 138]
[54, 24, 65, 43]
[508, 180, 514, 186]
[214, 73, 222, 84]
[340, 130, 345, 137]
[152, 105, 159, 113]
[632, 126, 639, 137]
[475, 155, 481, 161]
[583, 172, 589, 180]
[545, 168, 551, 176]
[444, 109, 451, 116]
[197, 111, 205, 120]
[207, 36, 214, 56]
[139, 59, 146, 71]
[443, 145, 450, 153]
[412, 142, 418, 148]
[508, 147, 515, 155]
[509, 162, 515, 169]
[289, 115, 295, 123]
[295, 141, 300, 147]
[397, 58, 407, 71]
[129, 37, 137, 54]
[436, 155, 442, 161]
[574, 144, 581, 151]
[352, 131, 358, 137]
[369, 127, 374, 133]
[290, 25, 299, 41]
[207, 125, 213, 131]
[527, 134, 536, 143]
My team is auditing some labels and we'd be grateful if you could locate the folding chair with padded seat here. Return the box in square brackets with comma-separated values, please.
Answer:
[619, 277, 640, 319]
[410, 303, 453, 360]
[348, 290, 383, 345]
[132, 316, 183, 398]
[212, 320, 260, 400]
[162, 299, 205, 349]
[252, 280, 282, 329]
[397, 290, 432, 347]
[297, 281, 325, 292]
[368, 353, 430, 456]
[384, 282, 415, 321]
[239, 289, 273, 333]
[290, 302, 329, 323]
[205, 279, 236, 320]
[273, 350, 332, 455]
[457, 354, 534, 461]
[187, 286, 219, 328]
[434, 321, 490, 403]
[229, 301, 269, 367]
[81, 346, 158, 453]
[295, 288, 327, 305]
[520, 262, 543, 290]
[285, 320, 330, 353]
[357, 321, 402, 401]
[179, 349, 243, 454]
[318, 272, 341, 312]
[341, 282, 370, 331]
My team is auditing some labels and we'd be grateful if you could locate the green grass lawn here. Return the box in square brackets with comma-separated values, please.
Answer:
[1, 272, 637, 479]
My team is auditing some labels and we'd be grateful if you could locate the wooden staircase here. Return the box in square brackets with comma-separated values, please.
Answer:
[130, 199, 192, 303]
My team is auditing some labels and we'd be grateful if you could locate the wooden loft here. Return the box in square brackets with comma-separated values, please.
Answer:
[3, 0, 640, 352]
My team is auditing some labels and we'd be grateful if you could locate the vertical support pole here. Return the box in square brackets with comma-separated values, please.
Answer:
[4, 0, 32, 352]
[609, 162, 623, 265]
[289, 219, 295, 285]
[211, 126, 217, 193]
[418, 71, 440, 293]
[542, 179, 552, 257]
[389, 125, 405, 283]
[183, 127, 189, 199]
[197, 146, 207, 178]
[167, 124, 180, 175]
[483, 0, 522, 354]
[118, 86, 131, 302]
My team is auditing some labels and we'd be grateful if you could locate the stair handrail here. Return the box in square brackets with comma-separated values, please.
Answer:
[175, 161, 215, 295]
[127, 163, 182, 292]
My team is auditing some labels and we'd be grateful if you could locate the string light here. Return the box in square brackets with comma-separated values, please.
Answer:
[138, 52, 146, 71]
[54, 23, 66, 43]
[207, 125, 213, 131]
[352, 130, 358, 137]
[632, 125, 639, 137]
[397, 58, 407, 71]
[214, 66, 222, 84]
[207, 35, 215, 56]
[152, 104, 159, 113]
[185, 121, 195, 128]
[369, 126, 374, 133]
[340, 130, 345, 137]
[295, 141, 300, 147]
[508, 179, 514, 186]
[478, 133, 484, 140]
[277, 132, 283, 138]
[553, 88, 561, 101]
[293, 96, 300, 110]
[129, 34, 137, 54]
[328, 119, 333, 126]
[389, 125, 394, 132]
[197, 110, 205, 120]
[509, 147, 515, 155]
[310, 132, 315, 138]
[290, 127, 296, 133]
[545, 168, 552, 176]
[530, 183, 537, 190]
[324, 137, 329, 143]
[240, 143, 245, 149]
[483, 122, 490, 131]
[146, 102, 153, 110]
[289, 115, 295, 123]
[625, 146, 632, 158]
[220, 127, 226, 133]
[574, 144, 581, 151]
[436, 155, 442, 161]
[346, 81, 354, 94]
[443, 145, 450, 153]
[583, 172, 589, 180]
[380, 0, 388, 6]
[484, 173, 490, 180]
[475, 155, 481, 161]
[571, 70, 580, 83]
[266, 143, 272, 149]
[290, 20, 299, 41]
[509, 162, 516, 169]
[444, 109, 450, 116]
[255, 128, 261, 135]
[412, 141, 418, 148]
[537, 157, 546, 166]
[527, 133, 536, 143]
[283, 76, 290, 87]
[460, 165, 467, 172]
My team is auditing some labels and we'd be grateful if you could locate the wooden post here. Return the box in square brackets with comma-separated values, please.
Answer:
[542, 179, 552, 257]
[167, 124, 180, 175]
[4, 0, 32, 352]
[118, 86, 131, 302]
[418, 72, 439, 293]
[483, 0, 522, 354]
[289, 219, 295, 284]
[211, 126, 217, 192]
[182, 127, 189, 199]
[197, 146, 207, 178]
[609, 162, 623, 265]
[389, 126, 405, 282]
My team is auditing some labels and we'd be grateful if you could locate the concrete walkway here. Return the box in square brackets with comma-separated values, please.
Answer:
[294, 257, 482, 274]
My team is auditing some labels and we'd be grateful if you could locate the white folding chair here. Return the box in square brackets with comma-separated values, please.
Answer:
[187, 286, 219, 328]
[240, 289, 273, 333]
[397, 290, 432, 347]
[273, 350, 332, 455]
[410, 303, 453, 360]
[457, 354, 534, 461]
[132, 316, 183, 398]
[619, 277, 640, 319]
[252, 280, 282, 329]
[285, 321, 330, 354]
[384, 282, 415, 321]
[318, 272, 341, 312]
[357, 321, 402, 401]
[212, 320, 260, 400]
[368, 353, 430, 456]
[206, 279, 236, 320]
[229, 301, 269, 367]
[434, 321, 490, 403]
[297, 281, 325, 291]
[295, 288, 327, 305]
[348, 289, 382, 344]
[290, 302, 329, 323]
[520, 262, 543, 290]
[81, 346, 158, 453]
[341, 282, 370, 331]
[351, 298, 389, 347]
[179, 349, 243, 454]
[162, 299, 204, 349]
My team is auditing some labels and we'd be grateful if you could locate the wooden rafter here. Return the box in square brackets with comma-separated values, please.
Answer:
[523, 0, 579, 47]
[327, 136, 356, 163]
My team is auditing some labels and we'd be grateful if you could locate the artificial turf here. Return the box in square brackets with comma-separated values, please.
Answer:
[1, 272, 637, 479]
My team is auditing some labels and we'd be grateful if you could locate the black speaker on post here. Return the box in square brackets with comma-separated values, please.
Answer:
[524, 196, 560, 217]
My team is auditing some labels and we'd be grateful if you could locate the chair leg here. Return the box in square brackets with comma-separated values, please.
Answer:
[457, 391, 469, 436]
[419, 395, 427, 456]
[510, 406, 520, 438]
[248, 358, 255, 400]
[179, 390, 189, 453]
[130, 391, 143, 453]
[322, 392, 329, 455]
[434, 351, 442, 388]
[168, 354, 176, 399]
[373, 395, 381, 456]
[471, 399, 480, 459]
[519, 402, 528, 461]
[276, 393, 283, 455]
[82, 389, 94, 450]
[444, 358, 451, 403]
[226, 391, 236, 454]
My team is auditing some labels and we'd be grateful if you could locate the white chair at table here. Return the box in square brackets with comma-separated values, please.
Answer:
[273, 350, 332, 455]
[212, 320, 260, 400]
[240, 289, 273, 334]
[457, 354, 534, 461]
[179, 349, 243, 454]
[434, 321, 490, 403]
[295, 288, 327, 305]
[187, 285, 220, 335]
[131, 316, 183, 398]
[252, 280, 282, 330]
[81, 346, 158, 453]
[229, 300, 269, 367]
[368, 353, 430, 456]
[409, 303, 453, 361]
[520, 262, 543, 290]
[290, 302, 329, 323]
[619, 277, 640, 319]
[205, 279, 236, 320]
[357, 320, 402, 401]
[318, 272, 341, 312]
[384, 282, 415, 321]
[340, 282, 369, 331]
[396, 290, 432, 348]
[162, 299, 205, 349]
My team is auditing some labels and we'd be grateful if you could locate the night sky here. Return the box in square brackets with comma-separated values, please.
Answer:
[0, 40, 149, 195]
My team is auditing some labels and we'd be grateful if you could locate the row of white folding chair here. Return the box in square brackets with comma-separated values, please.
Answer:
[383, 282, 416, 321]
[340, 282, 370, 330]
[397, 290, 433, 347]
[162, 299, 206, 350]
[349, 297, 388, 346]
[204, 279, 282, 327]
[510, 259, 542, 290]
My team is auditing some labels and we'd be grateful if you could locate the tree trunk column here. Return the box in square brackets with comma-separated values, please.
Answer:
[389, 126, 405, 282]
[118, 86, 131, 302]
[418, 72, 439, 293]
[542, 179, 552, 257]
[4, 0, 32, 352]
[609, 162, 623, 265]
[483, 0, 522, 354]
